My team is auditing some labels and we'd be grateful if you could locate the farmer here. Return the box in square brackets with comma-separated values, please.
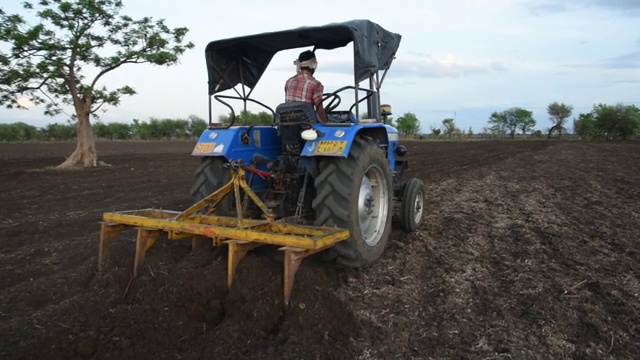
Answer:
[284, 50, 328, 123]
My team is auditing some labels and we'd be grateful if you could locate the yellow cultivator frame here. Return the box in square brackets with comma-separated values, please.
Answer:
[99, 162, 349, 305]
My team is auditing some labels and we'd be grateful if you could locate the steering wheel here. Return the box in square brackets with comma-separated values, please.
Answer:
[322, 92, 341, 112]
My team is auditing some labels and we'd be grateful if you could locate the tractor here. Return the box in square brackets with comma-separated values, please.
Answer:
[99, 20, 425, 305]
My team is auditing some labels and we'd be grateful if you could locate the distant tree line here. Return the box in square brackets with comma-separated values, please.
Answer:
[3, 102, 638, 143]
[215, 110, 427, 138]
[0, 115, 208, 142]
[217, 110, 273, 125]
[424, 101, 639, 141]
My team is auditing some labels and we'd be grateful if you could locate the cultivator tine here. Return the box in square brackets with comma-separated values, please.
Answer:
[281, 246, 330, 306]
[283, 248, 305, 306]
[191, 236, 209, 249]
[133, 228, 163, 277]
[225, 242, 332, 305]
[226, 240, 262, 287]
[98, 223, 128, 270]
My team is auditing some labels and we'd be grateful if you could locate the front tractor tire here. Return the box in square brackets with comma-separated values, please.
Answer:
[313, 137, 393, 268]
[399, 178, 425, 232]
[191, 157, 233, 215]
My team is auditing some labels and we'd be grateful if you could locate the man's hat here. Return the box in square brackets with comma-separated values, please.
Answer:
[298, 50, 316, 62]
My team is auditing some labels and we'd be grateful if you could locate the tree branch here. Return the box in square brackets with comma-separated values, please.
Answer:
[91, 99, 107, 114]
[90, 58, 146, 90]
[15, 75, 51, 94]
[67, 46, 81, 106]
[39, 88, 72, 118]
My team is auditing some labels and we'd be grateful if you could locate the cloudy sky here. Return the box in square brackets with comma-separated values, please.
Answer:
[1, 0, 639, 133]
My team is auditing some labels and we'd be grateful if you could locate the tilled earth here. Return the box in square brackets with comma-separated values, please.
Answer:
[0, 139, 638, 359]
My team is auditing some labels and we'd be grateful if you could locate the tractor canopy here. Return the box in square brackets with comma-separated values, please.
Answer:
[205, 19, 402, 95]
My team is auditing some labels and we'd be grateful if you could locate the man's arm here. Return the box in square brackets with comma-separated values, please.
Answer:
[316, 101, 328, 123]
[312, 81, 328, 123]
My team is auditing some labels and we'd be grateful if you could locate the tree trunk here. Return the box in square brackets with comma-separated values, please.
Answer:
[57, 112, 98, 168]
[547, 124, 558, 139]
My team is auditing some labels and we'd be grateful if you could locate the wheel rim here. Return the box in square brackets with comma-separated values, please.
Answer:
[358, 164, 389, 247]
[413, 188, 424, 224]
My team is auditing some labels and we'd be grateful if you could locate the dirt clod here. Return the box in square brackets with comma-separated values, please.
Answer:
[75, 338, 95, 357]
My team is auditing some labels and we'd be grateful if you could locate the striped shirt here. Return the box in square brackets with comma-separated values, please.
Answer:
[285, 70, 324, 106]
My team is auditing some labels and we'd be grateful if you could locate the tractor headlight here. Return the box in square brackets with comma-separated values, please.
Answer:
[395, 145, 407, 157]
[301, 129, 318, 141]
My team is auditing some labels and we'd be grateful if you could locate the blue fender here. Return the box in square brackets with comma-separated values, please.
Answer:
[191, 126, 282, 193]
[301, 123, 400, 171]
[191, 125, 282, 164]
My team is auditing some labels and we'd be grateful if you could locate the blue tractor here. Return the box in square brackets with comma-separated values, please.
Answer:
[190, 20, 425, 267]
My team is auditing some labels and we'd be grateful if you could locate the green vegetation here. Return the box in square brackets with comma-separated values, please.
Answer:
[482, 101, 637, 141]
[217, 111, 274, 125]
[547, 102, 573, 139]
[0, 122, 41, 141]
[488, 107, 536, 139]
[441, 118, 456, 138]
[0, 0, 194, 166]
[574, 104, 640, 140]
[2, 103, 637, 143]
[395, 112, 421, 136]
[0, 115, 207, 142]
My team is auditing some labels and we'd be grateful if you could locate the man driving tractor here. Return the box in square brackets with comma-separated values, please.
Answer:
[284, 50, 328, 123]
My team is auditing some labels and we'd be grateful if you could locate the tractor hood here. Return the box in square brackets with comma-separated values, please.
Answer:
[205, 20, 401, 95]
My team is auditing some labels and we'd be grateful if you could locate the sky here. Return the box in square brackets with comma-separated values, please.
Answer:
[0, 0, 639, 133]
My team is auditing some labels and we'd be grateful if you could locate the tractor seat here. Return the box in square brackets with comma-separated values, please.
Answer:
[275, 102, 319, 124]
[275, 102, 317, 150]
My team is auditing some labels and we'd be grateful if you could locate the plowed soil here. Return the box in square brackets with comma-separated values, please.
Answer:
[0, 139, 638, 359]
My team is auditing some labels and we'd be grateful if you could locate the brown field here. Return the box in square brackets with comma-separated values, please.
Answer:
[0, 139, 638, 359]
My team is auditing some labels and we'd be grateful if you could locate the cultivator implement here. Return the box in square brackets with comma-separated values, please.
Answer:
[98, 162, 349, 305]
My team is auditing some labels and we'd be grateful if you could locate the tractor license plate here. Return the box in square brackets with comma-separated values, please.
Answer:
[316, 140, 347, 154]
[193, 142, 216, 153]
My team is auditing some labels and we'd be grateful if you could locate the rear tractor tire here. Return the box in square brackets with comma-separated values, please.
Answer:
[312, 137, 393, 268]
[191, 157, 234, 215]
[399, 178, 425, 232]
